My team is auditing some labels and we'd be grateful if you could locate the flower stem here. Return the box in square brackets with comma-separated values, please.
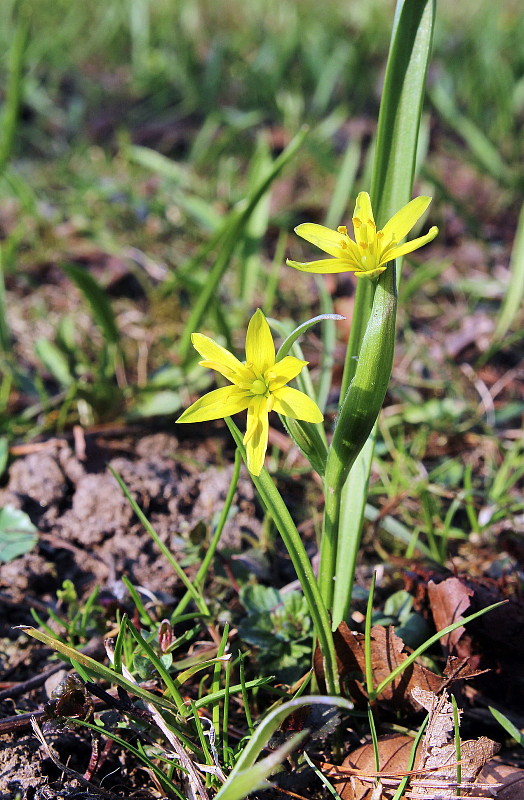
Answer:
[319, 264, 397, 614]
[225, 417, 339, 695]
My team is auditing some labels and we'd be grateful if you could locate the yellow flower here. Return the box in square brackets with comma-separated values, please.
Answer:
[176, 309, 323, 476]
[286, 191, 438, 279]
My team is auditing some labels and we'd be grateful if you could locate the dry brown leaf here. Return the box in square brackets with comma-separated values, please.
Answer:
[478, 761, 524, 799]
[410, 687, 499, 798]
[314, 623, 442, 707]
[326, 688, 501, 800]
[442, 655, 488, 683]
[327, 733, 416, 800]
[428, 577, 474, 654]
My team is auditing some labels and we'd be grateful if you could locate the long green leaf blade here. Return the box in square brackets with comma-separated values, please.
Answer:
[333, 0, 436, 629]
[61, 263, 120, 345]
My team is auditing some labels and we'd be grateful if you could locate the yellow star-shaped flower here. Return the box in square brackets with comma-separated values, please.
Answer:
[176, 309, 323, 476]
[286, 191, 438, 279]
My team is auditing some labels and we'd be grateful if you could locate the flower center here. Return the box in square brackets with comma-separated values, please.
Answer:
[251, 378, 268, 396]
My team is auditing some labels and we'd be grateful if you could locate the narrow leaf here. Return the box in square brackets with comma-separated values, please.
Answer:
[61, 263, 119, 345]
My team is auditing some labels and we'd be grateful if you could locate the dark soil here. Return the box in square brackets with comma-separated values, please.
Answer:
[0, 429, 263, 797]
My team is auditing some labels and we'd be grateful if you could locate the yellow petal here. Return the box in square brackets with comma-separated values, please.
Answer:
[384, 225, 438, 263]
[286, 257, 360, 274]
[245, 309, 275, 374]
[381, 196, 432, 243]
[243, 397, 269, 476]
[199, 360, 253, 387]
[271, 386, 323, 422]
[191, 333, 244, 381]
[353, 192, 375, 226]
[267, 355, 307, 389]
[177, 386, 249, 423]
[293, 223, 350, 259]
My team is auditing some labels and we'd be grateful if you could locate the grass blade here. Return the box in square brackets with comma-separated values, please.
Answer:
[493, 202, 524, 342]
[0, 14, 28, 175]
[61, 263, 119, 345]
[178, 127, 308, 361]
[215, 696, 354, 800]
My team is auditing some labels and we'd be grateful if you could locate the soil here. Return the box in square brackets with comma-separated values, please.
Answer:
[0, 429, 263, 797]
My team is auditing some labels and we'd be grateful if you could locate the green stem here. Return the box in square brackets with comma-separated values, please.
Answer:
[364, 571, 377, 697]
[329, 0, 435, 626]
[225, 417, 339, 695]
[319, 265, 397, 612]
[340, 278, 374, 397]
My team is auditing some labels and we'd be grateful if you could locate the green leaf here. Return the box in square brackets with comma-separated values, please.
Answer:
[215, 695, 354, 800]
[274, 313, 344, 361]
[61, 263, 119, 345]
[493, 202, 524, 342]
[370, 600, 505, 701]
[178, 126, 308, 361]
[332, 0, 436, 628]
[372, 0, 436, 227]
[0, 16, 28, 176]
[35, 339, 73, 386]
[16, 626, 182, 714]
[0, 437, 8, 479]
[489, 706, 524, 747]
[131, 389, 183, 418]
[0, 506, 38, 563]
[429, 81, 512, 186]
[126, 144, 189, 184]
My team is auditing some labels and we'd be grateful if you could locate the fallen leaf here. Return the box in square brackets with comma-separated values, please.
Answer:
[428, 577, 474, 654]
[314, 623, 442, 708]
[479, 761, 524, 799]
[328, 733, 415, 800]
[410, 686, 499, 798]
[326, 686, 501, 800]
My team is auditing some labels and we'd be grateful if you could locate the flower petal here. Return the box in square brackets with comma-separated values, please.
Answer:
[177, 386, 249, 423]
[267, 355, 307, 389]
[353, 192, 375, 226]
[191, 333, 244, 381]
[293, 223, 350, 259]
[286, 257, 360, 274]
[271, 386, 323, 422]
[381, 196, 432, 243]
[245, 309, 275, 374]
[243, 396, 269, 476]
[383, 225, 439, 263]
[199, 360, 253, 387]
